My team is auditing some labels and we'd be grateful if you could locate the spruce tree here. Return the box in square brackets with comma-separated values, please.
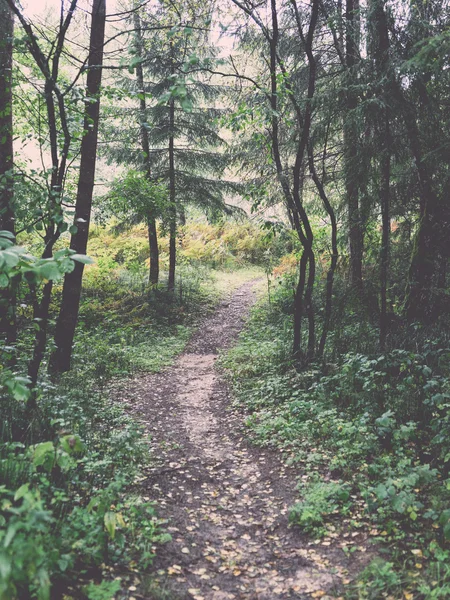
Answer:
[104, 0, 234, 291]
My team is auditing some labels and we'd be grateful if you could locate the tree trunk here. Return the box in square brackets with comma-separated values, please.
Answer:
[401, 103, 439, 321]
[293, 251, 308, 357]
[28, 282, 52, 389]
[148, 216, 159, 285]
[379, 116, 390, 349]
[308, 145, 338, 359]
[267, 0, 319, 359]
[50, 0, 106, 373]
[167, 92, 176, 292]
[0, 0, 16, 343]
[134, 9, 159, 285]
[5, 0, 78, 385]
[368, 0, 391, 348]
[344, 0, 363, 290]
[305, 253, 316, 359]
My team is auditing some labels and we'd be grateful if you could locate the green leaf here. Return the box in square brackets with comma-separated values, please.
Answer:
[71, 254, 94, 265]
[8, 377, 31, 402]
[104, 511, 117, 539]
[57, 557, 70, 572]
[1, 250, 20, 269]
[0, 552, 11, 579]
[33, 441, 55, 470]
[4, 524, 18, 549]
[39, 262, 62, 281]
[374, 484, 388, 500]
[14, 483, 29, 501]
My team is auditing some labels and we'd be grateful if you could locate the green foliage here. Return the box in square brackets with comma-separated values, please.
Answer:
[99, 169, 168, 227]
[0, 230, 90, 288]
[289, 481, 351, 536]
[84, 580, 122, 600]
[0, 232, 92, 407]
[87, 220, 274, 276]
[0, 377, 168, 599]
[352, 559, 403, 599]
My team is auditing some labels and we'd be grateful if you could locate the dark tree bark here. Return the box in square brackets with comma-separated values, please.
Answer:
[401, 102, 439, 320]
[0, 0, 16, 343]
[147, 216, 159, 285]
[167, 36, 177, 293]
[368, 0, 391, 348]
[288, 0, 319, 359]
[28, 282, 53, 385]
[344, 0, 363, 290]
[50, 0, 106, 373]
[134, 10, 159, 285]
[167, 92, 176, 293]
[308, 144, 338, 359]
[379, 116, 391, 348]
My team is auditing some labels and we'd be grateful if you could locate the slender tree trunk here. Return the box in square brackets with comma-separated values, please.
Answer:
[267, 0, 319, 359]
[293, 251, 308, 355]
[28, 282, 53, 388]
[50, 0, 106, 373]
[379, 115, 390, 349]
[369, 0, 391, 347]
[147, 216, 159, 285]
[345, 0, 363, 290]
[308, 145, 338, 359]
[0, 0, 16, 343]
[134, 9, 159, 285]
[401, 103, 438, 320]
[305, 253, 316, 359]
[167, 95, 176, 292]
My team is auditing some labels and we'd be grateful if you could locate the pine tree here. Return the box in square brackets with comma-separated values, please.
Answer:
[104, 1, 234, 291]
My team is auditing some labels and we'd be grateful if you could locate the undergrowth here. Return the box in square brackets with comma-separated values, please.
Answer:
[222, 277, 450, 599]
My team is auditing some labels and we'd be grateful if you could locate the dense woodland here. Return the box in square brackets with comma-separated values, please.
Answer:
[0, 0, 450, 598]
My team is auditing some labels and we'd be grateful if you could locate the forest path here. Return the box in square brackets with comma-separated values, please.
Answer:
[122, 280, 352, 600]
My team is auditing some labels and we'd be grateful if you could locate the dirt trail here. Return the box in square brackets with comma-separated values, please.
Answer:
[121, 281, 354, 600]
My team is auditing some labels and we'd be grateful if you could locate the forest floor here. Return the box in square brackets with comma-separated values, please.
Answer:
[117, 280, 369, 600]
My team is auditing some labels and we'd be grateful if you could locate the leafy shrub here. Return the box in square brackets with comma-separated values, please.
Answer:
[289, 481, 351, 536]
[352, 559, 403, 599]
[0, 403, 167, 599]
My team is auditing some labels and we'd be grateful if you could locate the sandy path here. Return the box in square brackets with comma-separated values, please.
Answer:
[120, 280, 354, 600]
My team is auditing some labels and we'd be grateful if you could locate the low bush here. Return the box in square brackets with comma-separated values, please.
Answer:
[0, 387, 169, 599]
